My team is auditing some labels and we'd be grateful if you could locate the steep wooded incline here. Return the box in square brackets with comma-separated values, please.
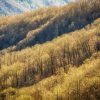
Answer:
[0, 0, 100, 100]
[0, 0, 100, 51]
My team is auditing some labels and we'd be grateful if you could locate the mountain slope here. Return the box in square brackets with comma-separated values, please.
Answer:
[0, 17, 100, 89]
[0, 0, 28, 16]
[0, 0, 100, 100]
[0, 0, 74, 16]
[0, 0, 100, 51]
[3, 53, 99, 100]
[0, 18, 100, 99]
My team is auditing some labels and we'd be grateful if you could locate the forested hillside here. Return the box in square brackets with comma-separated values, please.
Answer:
[0, 0, 100, 100]
[0, 0, 100, 51]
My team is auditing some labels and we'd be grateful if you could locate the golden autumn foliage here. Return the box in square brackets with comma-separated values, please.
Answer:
[0, 0, 100, 50]
[0, 52, 100, 100]
[0, 17, 100, 99]
[0, 0, 100, 100]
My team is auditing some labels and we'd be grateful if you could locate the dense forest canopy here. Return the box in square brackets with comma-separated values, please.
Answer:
[0, 0, 100, 100]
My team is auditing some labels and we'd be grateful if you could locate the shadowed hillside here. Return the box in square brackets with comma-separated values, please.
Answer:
[0, 0, 100, 51]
